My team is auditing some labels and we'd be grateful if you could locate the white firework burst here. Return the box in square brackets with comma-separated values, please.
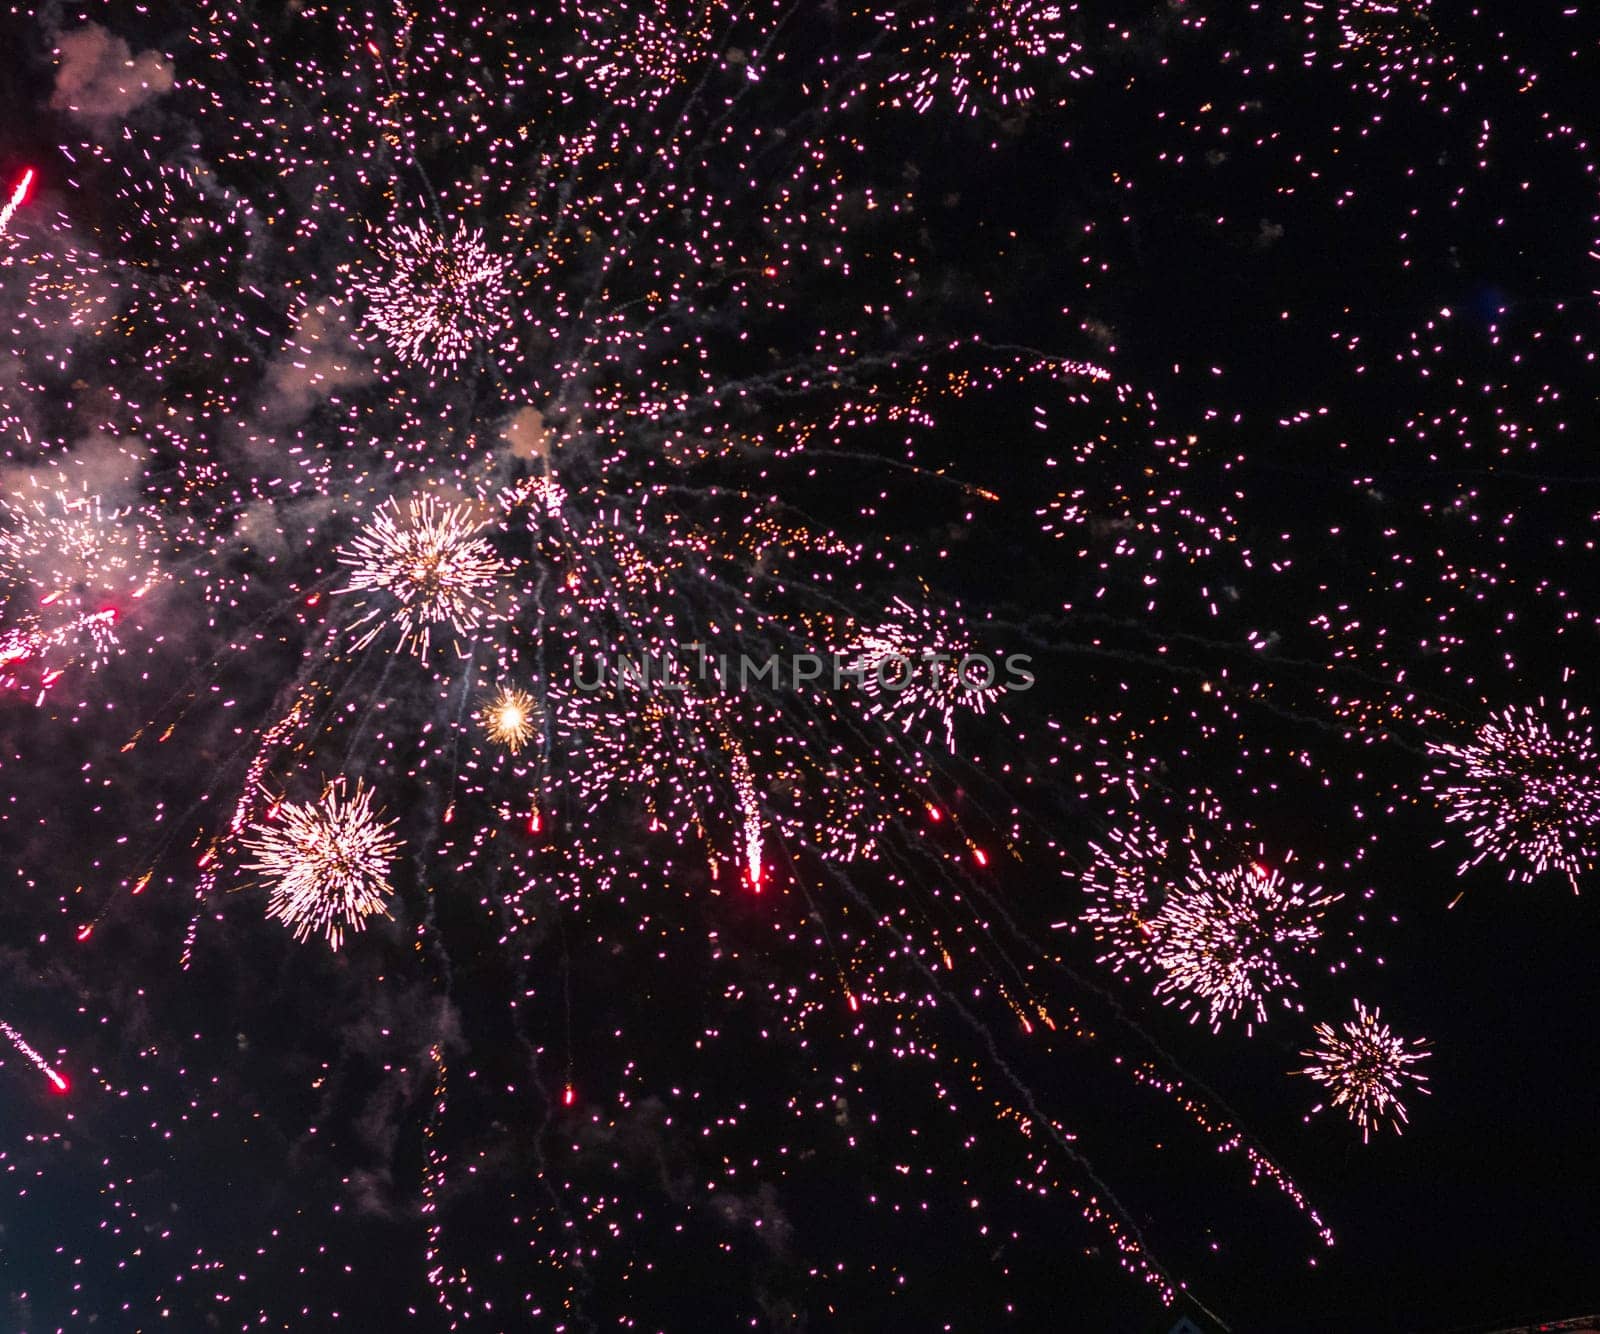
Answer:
[1424, 700, 1600, 893]
[1080, 824, 1177, 978]
[242, 778, 402, 949]
[1152, 861, 1340, 1034]
[842, 598, 1006, 752]
[0, 478, 160, 684]
[358, 220, 512, 371]
[1297, 999, 1431, 1142]
[337, 494, 509, 659]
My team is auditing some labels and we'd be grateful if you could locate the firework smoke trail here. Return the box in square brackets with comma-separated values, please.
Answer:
[181, 686, 318, 968]
[0, 1018, 68, 1094]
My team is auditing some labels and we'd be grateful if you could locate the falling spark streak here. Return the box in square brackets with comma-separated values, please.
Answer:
[727, 735, 763, 888]
[0, 1019, 67, 1093]
[0, 168, 33, 237]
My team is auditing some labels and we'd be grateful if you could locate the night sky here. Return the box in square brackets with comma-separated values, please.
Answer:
[1, 2, 1599, 1332]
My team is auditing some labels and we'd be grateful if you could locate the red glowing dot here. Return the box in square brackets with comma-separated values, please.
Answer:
[562, 1084, 576, 1107]
[972, 847, 989, 867]
[47, 1070, 68, 1095]
[76, 924, 93, 942]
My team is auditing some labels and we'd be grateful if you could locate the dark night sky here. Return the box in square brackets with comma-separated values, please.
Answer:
[1, 2, 1599, 1332]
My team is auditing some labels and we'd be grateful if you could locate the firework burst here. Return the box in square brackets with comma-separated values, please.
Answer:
[337, 494, 509, 659]
[19, 0, 1592, 1320]
[1079, 825, 1176, 978]
[1152, 861, 1340, 1035]
[357, 220, 512, 372]
[0, 475, 159, 688]
[1297, 999, 1431, 1141]
[561, 0, 731, 109]
[875, 0, 1087, 117]
[478, 686, 541, 754]
[841, 598, 1010, 752]
[242, 778, 402, 949]
[1424, 700, 1600, 893]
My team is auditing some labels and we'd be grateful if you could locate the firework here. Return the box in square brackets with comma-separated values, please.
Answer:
[841, 598, 1009, 752]
[357, 221, 511, 372]
[1152, 861, 1339, 1035]
[0, 1017, 68, 1093]
[13, 0, 1593, 1322]
[0, 168, 33, 239]
[1297, 999, 1431, 1141]
[1424, 700, 1600, 893]
[562, 0, 731, 109]
[336, 494, 509, 659]
[0, 475, 158, 688]
[873, 1, 1086, 117]
[478, 686, 541, 754]
[242, 778, 402, 949]
[0, 608, 119, 699]
[1079, 825, 1175, 978]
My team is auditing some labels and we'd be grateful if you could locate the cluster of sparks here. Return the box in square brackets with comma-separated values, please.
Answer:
[874, 1, 1089, 117]
[0, 0, 1595, 1325]
[0, 474, 157, 695]
[841, 597, 1009, 753]
[337, 494, 509, 659]
[1082, 833, 1340, 1035]
[1152, 862, 1339, 1034]
[358, 221, 513, 372]
[1298, 999, 1431, 1142]
[477, 685, 540, 754]
[1425, 699, 1600, 894]
[241, 778, 402, 949]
